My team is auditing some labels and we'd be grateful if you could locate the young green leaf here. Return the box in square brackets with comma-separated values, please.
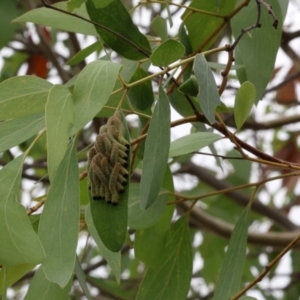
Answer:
[24, 266, 71, 300]
[136, 216, 193, 300]
[139, 87, 170, 210]
[72, 60, 121, 133]
[0, 76, 52, 120]
[67, 41, 102, 66]
[234, 81, 256, 130]
[85, 205, 121, 282]
[13, 2, 97, 36]
[38, 138, 80, 287]
[46, 85, 73, 182]
[150, 39, 185, 67]
[0, 113, 44, 153]
[194, 54, 220, 123]
[169, 132, 221, 157]
[213, 206, 250, 300]
[86, 0, 151, 60]
[67, 0, 87, 12]
[151, 16, 168, 41]
[231, 0, 283, 102]
[128, 67, 154, 113]
[0, 155, 45, 267]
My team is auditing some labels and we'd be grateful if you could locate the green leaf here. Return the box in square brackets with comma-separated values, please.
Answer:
[24, 266, 71, 300]
[85, 205, 121, 282]
[67, 41, 102, 66]
[240, 297, 257, 300]
[74, 256, 93, 300]
[182, 0, 236, 51]
[92, 0, 115, 8]
[139, 87, 170, 209]
[194, 54, 220, 123]
[169, 132, 221, 157]
[86, 0, 151, 60]
[67, 0, 87, 11]
[0, 264, 35, 295]
[150, 39, 185, 67]
[13, 2, 97, 36]
[178, 76, 199, 97]
[72, 60, 121, 133]
[135, 168, 174, 267]
[0, 76, 52, 120]
[128, 184, 168, 230]
[0, 155, 45, 267]
[46, 85, 73, 182]
[89, 110, 129, 252]
[234, 81, 256, 130]
[0, 0, 18, 49]
[151, 16, 168, 41]
[0, 113, 44, 153]
[136, 216, 193, 300]
[231, 0, 282, 102]
[128, 67, 154, 113]
[213, 206, 250, 300]
[38, 138, 80, 287]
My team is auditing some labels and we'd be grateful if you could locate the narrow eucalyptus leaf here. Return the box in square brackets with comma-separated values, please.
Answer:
[139, 87, 170, 209]
[214, 206, 250, 300]
[194, 54, 220, 123]
[38, 138, 80, 287]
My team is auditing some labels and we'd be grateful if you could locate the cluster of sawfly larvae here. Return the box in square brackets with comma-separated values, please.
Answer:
[87, 111, 129, 205]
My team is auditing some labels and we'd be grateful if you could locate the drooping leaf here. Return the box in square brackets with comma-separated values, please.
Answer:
[128, 184, 168, 230]
[67, 41, 102, 66]
[182, 0, 237, 51]
[169, 132, 221, 157]
[0, 76, 52, 120]
[72, 60, 121, 133]
[150, 39, 185, 67]
[38, 138, 80, 287]
[136, 216, 193, 300]
[128, 67, 154, 113]
[194, 54, 220, 123]
[213, 206, 250, 300]
[13, 2, 97, 36]
[89, 110, 129, 252]
[0, 113, 44, 153]
[85, 205, 121, 282]
[0, 155, 45, 266]
[74, 256, 93, 300]
[0, 264, 35, 295]
[86, 0, 151, 60]
[24, 266, 71, 300]
[231, 0, 283, 102]
[234, 81, 256, 130]
[139, 87, 170, 209]
[135, 168, 174, 267]
[46, 85, 73, 182]
[151, 16, 168, 41]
